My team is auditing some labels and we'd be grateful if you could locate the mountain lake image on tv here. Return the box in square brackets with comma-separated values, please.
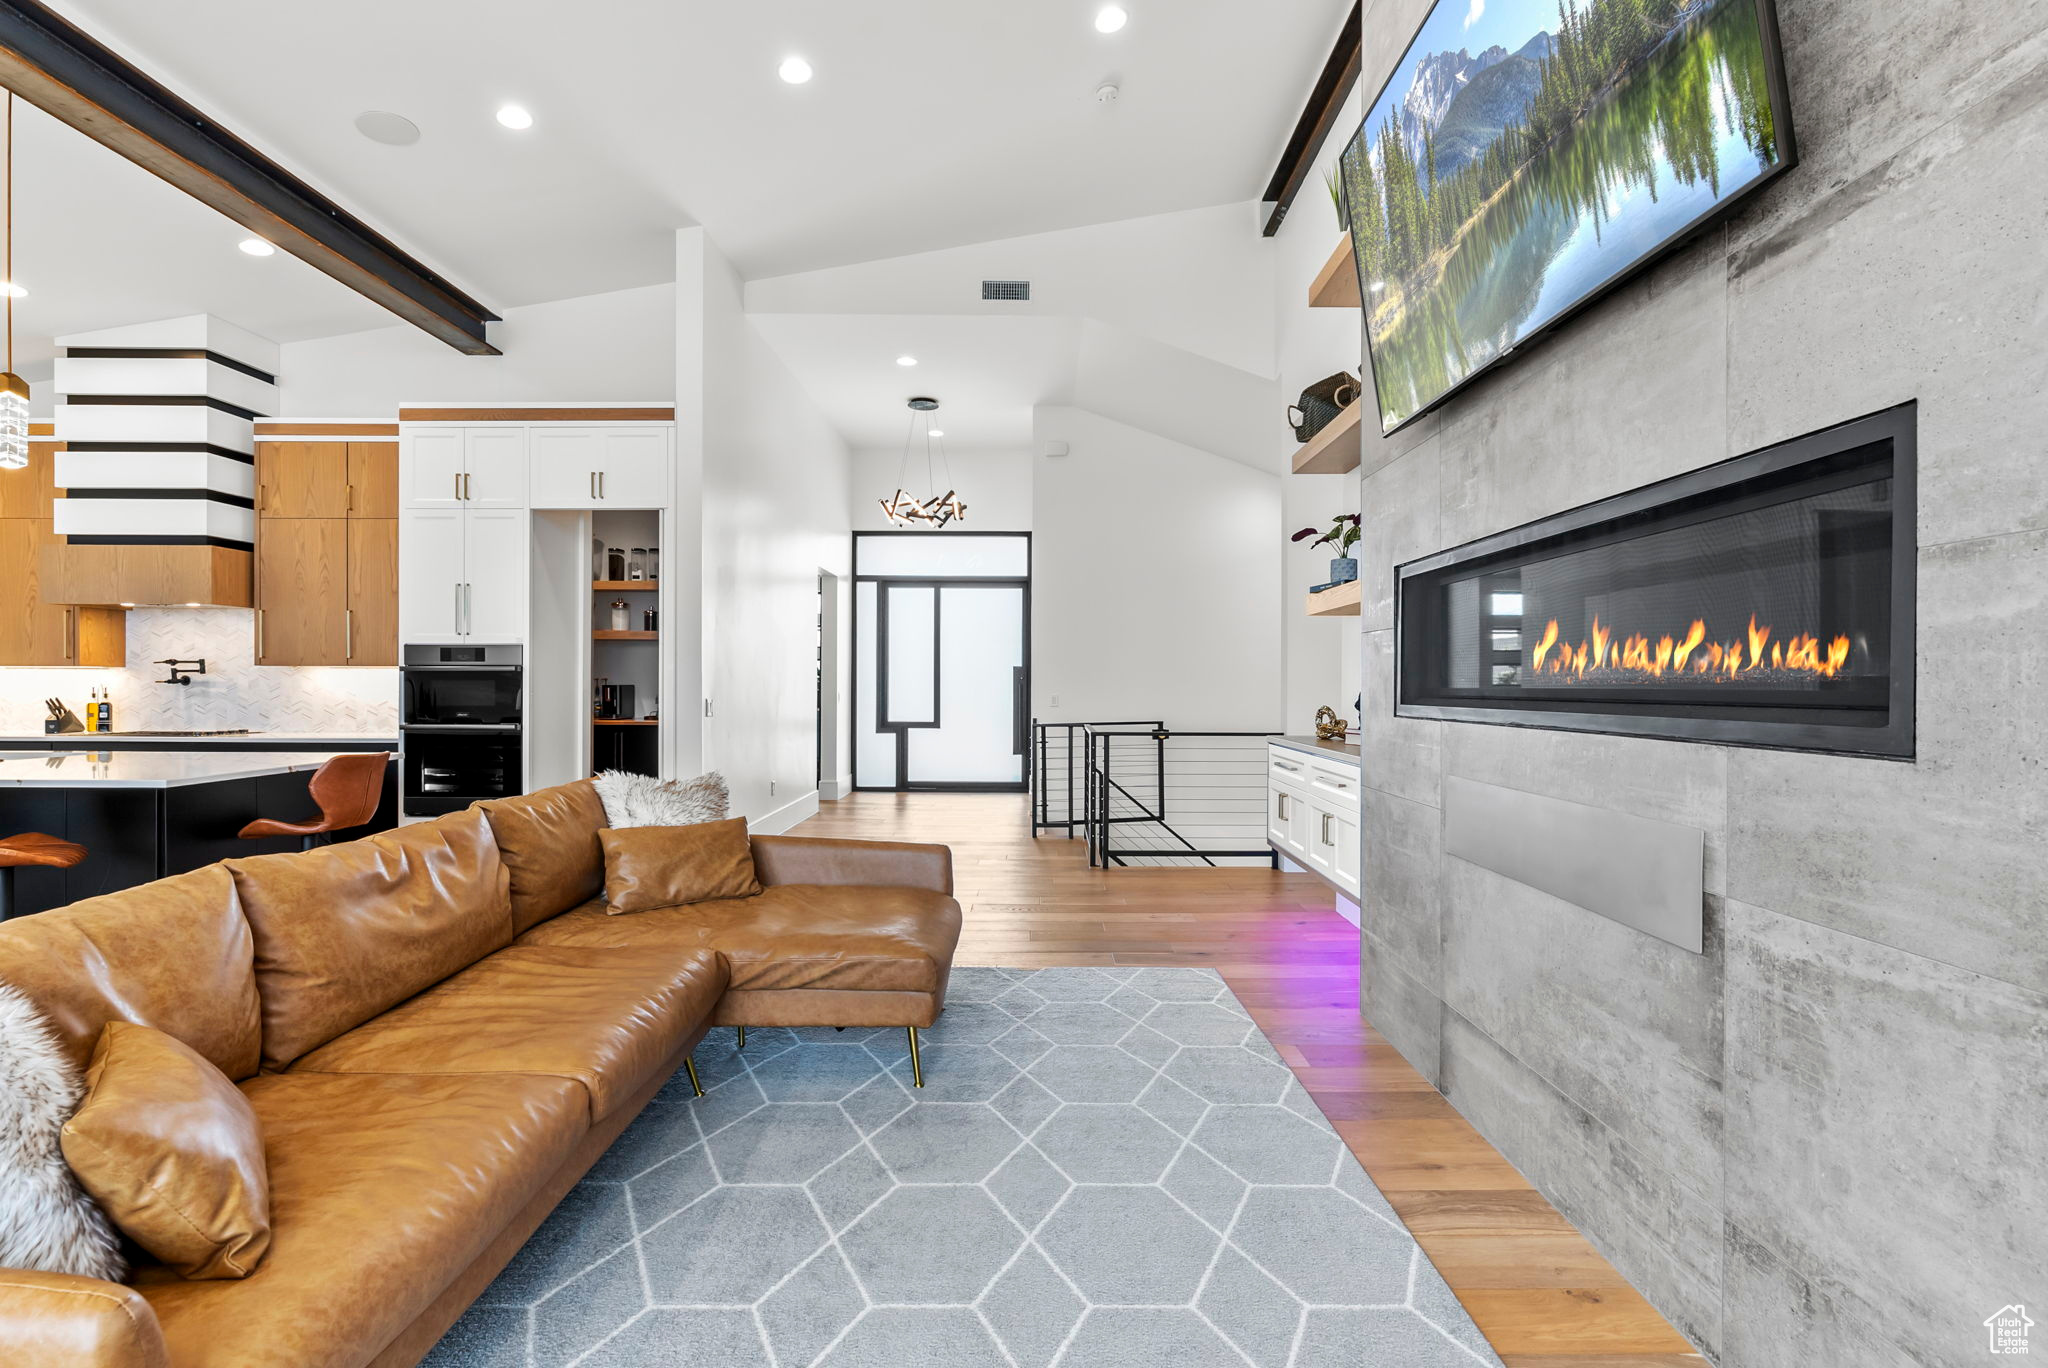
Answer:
[1343, 0, 1794, 433]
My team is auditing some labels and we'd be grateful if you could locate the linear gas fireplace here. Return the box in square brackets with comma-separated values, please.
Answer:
[1396, 404, 1915, 757]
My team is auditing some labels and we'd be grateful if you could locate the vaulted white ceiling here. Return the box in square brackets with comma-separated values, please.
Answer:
[48, 0, 1349, 316]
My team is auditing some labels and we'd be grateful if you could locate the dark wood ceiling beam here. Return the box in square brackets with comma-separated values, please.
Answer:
[0, 0, 500, 354]
[1259, 2, 1362, 238]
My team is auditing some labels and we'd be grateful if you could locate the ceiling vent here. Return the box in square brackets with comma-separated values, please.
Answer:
[981, 280, 1031, 302]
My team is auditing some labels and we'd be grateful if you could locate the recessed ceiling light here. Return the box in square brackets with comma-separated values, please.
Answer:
[495, 104, 534, 130]
[779, 56, 814, 85]
[1095, 6, 1129, 33]
[0, 281, 24, 298]
[238, 238, 275, 257]
[896, 355, 918, 367]
[354, 110, 421, 146]
[929, 429, 945, 438]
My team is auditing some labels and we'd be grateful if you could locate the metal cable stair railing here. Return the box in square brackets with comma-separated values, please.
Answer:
[1032, 721, 1280, 869]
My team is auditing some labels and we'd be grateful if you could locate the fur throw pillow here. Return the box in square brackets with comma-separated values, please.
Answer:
[0, 983, 125, 1280]
[592, 770, 730, 830]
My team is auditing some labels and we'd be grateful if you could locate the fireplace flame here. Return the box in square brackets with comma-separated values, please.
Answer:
[1531, 616, 1854, 683]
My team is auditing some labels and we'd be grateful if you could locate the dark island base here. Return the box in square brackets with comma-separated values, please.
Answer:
[0, 751, 398, 917]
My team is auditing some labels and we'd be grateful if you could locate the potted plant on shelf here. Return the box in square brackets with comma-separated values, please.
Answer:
[1294, 514, 1361, 587]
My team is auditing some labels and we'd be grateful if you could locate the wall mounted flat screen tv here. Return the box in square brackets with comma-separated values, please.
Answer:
[1342, 0, 1795, 435]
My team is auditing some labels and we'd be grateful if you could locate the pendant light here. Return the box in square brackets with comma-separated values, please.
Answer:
[878, 397, 966, 528]
[0, 93, 26, 470]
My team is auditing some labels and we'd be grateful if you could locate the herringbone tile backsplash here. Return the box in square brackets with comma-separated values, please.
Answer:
[0, 608, 398, 734]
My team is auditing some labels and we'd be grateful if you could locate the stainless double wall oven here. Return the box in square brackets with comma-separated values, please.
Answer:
[400, 644, 523, 816]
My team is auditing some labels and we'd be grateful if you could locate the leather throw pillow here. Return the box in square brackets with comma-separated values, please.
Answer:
[0, 983, 123, 1280]
[601, 818, 762, 915]
[62, 1021, 272, 1280]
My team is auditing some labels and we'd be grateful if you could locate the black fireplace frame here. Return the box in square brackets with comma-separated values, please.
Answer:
[1393, 403, 1916, 759]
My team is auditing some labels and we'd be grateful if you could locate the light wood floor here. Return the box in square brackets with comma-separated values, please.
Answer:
[791, 792, 1705, 1368]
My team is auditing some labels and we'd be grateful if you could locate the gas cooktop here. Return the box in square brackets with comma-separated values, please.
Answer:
[104, 729, 255, 737]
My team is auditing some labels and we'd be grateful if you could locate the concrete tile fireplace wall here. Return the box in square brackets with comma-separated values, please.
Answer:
[1353, 2, 2048, 1364]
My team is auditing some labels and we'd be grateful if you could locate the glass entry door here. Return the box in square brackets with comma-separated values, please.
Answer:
[854, 534, 1030, 791]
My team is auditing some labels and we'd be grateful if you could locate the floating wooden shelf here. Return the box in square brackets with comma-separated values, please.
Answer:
[1305, 579, 1362, 617]
[1310, 235, 1362, 309]
[593, 630, 657, 641]
[593, 718, 659, 726]
[1292, 402, 1363, 475]
[592, 580, 657, 591]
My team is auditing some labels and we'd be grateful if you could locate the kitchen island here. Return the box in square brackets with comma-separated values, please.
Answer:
[0, 750, 396, 917]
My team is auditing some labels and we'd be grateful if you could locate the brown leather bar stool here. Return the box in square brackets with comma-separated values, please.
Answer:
[238, 752, 389, 851]
[0, 833, 86, 920]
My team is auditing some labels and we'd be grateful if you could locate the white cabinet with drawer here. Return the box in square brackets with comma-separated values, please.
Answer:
[1267, 742, 1361, 899]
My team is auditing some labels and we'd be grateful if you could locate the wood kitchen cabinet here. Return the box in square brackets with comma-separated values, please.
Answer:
[0, 436, 125, 667]
[252, 440, 398, 665]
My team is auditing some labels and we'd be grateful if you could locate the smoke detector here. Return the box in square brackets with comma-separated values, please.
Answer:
[1095, 83, 1120, 105]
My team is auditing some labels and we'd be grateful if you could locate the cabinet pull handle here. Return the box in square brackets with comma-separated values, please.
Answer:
[598, 470, 605, 499]
[1276, 793, 1289, 820]
[345, 609, 354, 660]
[454, 583, 463, 635]
[454, 471, 462, 502]
[255, 609, 264, 660]
[346, 483, 354, 513]
[1274, 758, 1301, 771]
[464, 583, 473, 635]
[62, 607, 73, 660]
[1321, 813, 1334, 845]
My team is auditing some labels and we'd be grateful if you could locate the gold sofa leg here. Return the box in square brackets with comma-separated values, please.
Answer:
[906, 1025, 924, 1088]
[683, 1057, 704, 1098]
[736, 1025, 746, 1049]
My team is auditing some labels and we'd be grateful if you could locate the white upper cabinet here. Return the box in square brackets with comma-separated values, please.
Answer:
[462, 428, 529, 507]
[528, 427, 671, 509]
[405, 430, 467, 508]
[401, 427, 528, 508]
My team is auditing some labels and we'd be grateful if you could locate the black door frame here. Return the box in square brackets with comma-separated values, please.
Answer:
[852, 530, 1032, 793]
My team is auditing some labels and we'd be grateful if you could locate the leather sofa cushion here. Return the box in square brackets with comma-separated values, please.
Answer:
[62, 1024, 271, 1281]
[136, 1071, 586, 1368]
[477, 779, 608, 935]
[289, 945, 727, 1122]
[601, 819, 760, 915]
[750, 835, 954, 895]
[0, 866, 260, 1080]
[0, 1270, 168, 1368]
[519, 885, 962, 994]
[228, 808, 515, 1071]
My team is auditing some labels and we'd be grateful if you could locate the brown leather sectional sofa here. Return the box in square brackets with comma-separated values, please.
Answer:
[0, 778, 960, 1368]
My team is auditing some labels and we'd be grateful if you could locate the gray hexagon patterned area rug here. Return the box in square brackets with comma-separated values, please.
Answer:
[424, 966, 1505, 1368]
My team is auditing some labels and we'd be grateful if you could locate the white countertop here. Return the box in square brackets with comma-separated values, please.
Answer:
[0, 732, 398, 745]
[0, 750, 388, 788]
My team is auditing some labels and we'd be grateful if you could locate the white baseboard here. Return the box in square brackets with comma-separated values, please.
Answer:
[819, 775, 854, 801]
[752, 789, 821, 835]
[1333, 893, 1361, 928]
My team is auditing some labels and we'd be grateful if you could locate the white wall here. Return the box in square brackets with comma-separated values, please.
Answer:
[1031, 405, 1283, 730]
[851, 448, 1033, 533]
[277, 281, 676, 415]
[748, 203, 1278, 377]
[685, 230, 854, 832]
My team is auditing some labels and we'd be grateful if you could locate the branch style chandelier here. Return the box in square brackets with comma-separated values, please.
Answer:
[0, 93, 28, 469]
[878, 396, 965, 527]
